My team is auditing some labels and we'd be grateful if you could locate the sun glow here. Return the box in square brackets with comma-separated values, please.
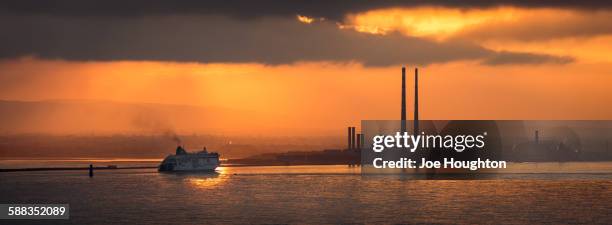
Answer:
[343, 7, 526, 39]
[296, 15, 315, 24]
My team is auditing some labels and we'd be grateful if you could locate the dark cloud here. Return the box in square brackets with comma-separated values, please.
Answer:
[0, 14, 571, 66]
[1, 0, 611, 21]
[483, 51, 574, 65]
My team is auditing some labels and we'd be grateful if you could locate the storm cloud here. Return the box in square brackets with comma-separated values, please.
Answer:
[2, 0, 611, 21]
[0, 14, 571, 66]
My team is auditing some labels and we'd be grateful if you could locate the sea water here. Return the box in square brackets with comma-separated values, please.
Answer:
[0, 164, 611, 224]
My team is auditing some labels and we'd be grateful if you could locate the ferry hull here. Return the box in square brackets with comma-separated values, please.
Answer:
[158, 164, 218, 172]
[158, 146, 220, 172]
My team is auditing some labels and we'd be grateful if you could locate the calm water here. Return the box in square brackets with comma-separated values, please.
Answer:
[1, 165, 611, 224]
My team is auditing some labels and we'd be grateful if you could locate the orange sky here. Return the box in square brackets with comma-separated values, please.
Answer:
[1, 6, 611, 135]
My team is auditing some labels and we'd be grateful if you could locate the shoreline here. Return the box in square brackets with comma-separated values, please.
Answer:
[0, 166, 158, 172]
[0, 163, 354, 172]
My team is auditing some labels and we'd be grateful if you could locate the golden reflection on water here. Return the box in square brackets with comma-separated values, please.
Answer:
[185, 169, 228, 189]
[215, 166, 228, 174]
[187, 175, 226, 189]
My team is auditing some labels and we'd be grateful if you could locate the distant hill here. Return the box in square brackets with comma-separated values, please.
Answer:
[0, 99, 347, 158]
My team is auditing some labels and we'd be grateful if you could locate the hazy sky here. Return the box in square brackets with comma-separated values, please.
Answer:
[1, 0, 611, 135]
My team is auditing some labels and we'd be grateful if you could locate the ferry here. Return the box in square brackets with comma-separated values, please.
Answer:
[158, 146, 220, 172]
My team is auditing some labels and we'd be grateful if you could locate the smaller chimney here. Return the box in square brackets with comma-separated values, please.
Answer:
[350, 127, 356, 150]
[356, 134, 361, 150]
[360, 134, 364, 150]
[347, 127, 352, 150]
[535, 130, 539, 144]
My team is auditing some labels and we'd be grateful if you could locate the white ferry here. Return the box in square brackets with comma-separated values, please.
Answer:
[158, 146, 220, 172]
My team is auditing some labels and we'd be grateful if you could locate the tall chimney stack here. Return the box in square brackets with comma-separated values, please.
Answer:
[401, 66, 407, 133]
[414, 68, 419, 135]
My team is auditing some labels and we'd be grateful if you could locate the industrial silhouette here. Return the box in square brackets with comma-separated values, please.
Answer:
[229, 67, 604, 166]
